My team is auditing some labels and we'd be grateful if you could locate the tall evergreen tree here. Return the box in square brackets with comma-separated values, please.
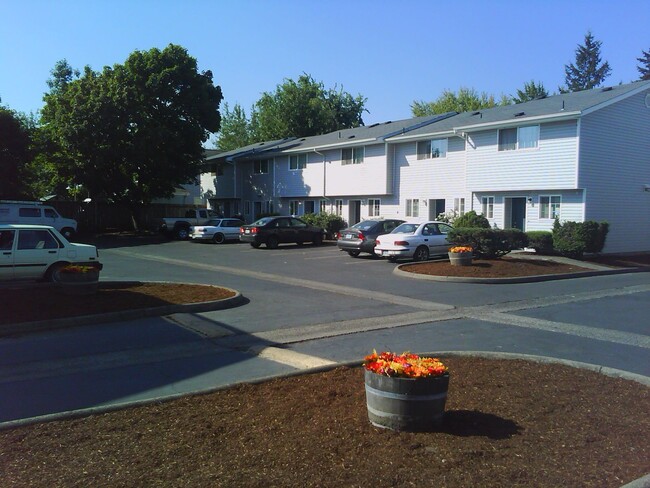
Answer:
[637, 49, 650, 80]
[512, 80, 549, 103]
[562, 31, 611, 92]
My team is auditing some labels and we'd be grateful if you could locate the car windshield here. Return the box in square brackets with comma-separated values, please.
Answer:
[351, 221, 379, 231]
[392, 223, 419, 234]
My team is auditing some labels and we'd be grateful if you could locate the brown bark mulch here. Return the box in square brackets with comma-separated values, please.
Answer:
[1, 358, 648, 487]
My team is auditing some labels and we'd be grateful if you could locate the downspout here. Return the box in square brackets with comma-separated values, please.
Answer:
[314, 149, 327, 206]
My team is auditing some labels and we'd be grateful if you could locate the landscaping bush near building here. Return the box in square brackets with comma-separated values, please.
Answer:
[301, 212, 347, 239]
[447, 227, 529, 258]
[526, 231, 554, 254]
[552, 219, 609, 259]
[452, 210, 491, 229]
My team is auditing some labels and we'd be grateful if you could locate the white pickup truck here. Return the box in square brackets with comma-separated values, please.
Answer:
[160, 208, 220, 239]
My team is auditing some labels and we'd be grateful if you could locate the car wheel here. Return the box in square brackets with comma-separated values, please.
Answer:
[176, 227, 189, 240]
[250, 242, 261, 249]
[413, 246, 430, 262]
[46, 262, 67, 283]
[267, 236, 279, 249]
[60, 228, 75, 240]
[312, 233, 323, 246]
[212, 233, 225, 244]
[347, 250, 361, 257]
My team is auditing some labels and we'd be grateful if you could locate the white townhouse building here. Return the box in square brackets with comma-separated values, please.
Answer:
[200, 80, 650, 254]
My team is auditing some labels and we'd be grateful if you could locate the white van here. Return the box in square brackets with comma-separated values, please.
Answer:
[0, 201, 78, 239]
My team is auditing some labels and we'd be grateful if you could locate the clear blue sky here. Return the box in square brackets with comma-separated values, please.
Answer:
[2, 0, 648, 137]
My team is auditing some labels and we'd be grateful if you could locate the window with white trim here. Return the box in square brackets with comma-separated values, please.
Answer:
[289, 153, 307, 170]
[498, 125, 539, 151]
[304, 201, 315, 214]
[319, 200, 328, 213]
[539, 195, 561, 219]
[334, 199, 343, 216]
[244, 201, 251, 215]
[417, 139, 447, 160]
[368, 199, 380, 217]
[454, 197, 465, 215]
[481, 196, 494, 219]
[406, 199, 420, 218]
[253, 159, 270, 174]
[342, 147, 364, 165]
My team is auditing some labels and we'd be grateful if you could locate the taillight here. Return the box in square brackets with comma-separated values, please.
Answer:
[240, 227, 245, 233]
[251, 227, 258, 234]
[335, 232, 341, 240]
[375, 239, 380, 245]
[357, 232, 365, 241]
[395, 240, 410, 246]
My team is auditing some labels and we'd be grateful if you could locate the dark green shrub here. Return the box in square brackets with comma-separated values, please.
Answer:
[526, 231, 554, 254]
[452, 210, 490, 229]
[301, 212, 347, 239]
[447, 227, 528, 258]
[552, 219, 609, 259]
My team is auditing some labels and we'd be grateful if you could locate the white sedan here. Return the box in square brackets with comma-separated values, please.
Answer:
[374, 221, 453, 262]
[190, 218, 245, 244]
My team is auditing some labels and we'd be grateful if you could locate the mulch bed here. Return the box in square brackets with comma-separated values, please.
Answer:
[1, 358, 648, 487]
[0, 283, 235, 325]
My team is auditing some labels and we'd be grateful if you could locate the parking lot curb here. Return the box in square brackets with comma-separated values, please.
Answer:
[0, 281, 246, 337]
[394, 261, 648, 283]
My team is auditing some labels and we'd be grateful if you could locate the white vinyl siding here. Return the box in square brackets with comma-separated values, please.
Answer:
[468, 121, 578, 191]
[578, 89, 650, 253]
[327, 144, 390, 195]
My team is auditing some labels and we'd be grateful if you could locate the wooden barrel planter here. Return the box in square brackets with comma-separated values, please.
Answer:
[53, 266, 100, 295]
[448, 251, 473, 266]
[364, 369, 450, 431]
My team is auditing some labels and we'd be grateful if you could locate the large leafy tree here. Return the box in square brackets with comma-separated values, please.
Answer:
[637, 49, 650, 80]
[250, 74, 367, 140]
[562, 31, 611, 92]
[215, 102, 253, 151]
[40, 44, 223, 226]
[512, 80, 549, 103]
[411, 87, 508, 116]
[0, 105, 32, 199]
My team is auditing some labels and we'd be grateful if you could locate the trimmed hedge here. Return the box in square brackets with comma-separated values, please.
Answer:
[452, 210, 491, 229]
[447, 227, 529, 259]
[301, 212, 347, 239]
[526, 231, 554, 255]
[552, 219, 609, 259]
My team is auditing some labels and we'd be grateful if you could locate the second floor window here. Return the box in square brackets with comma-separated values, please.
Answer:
[254, 159, 270, 174]
[498, 125, 539, 151]
[416, 138, 447, 159]
[289, 154, 307, 170]
[342, 147, 364, 165]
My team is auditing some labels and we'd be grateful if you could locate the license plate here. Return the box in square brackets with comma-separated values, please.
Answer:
[346, 234, 353, 239]
[245, 229, 250, 234]
[382, 251, 389, 256]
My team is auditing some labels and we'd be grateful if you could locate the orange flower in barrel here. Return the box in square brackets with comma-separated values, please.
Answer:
[449, 246, 473, 253]
[364, 350, 447, 378]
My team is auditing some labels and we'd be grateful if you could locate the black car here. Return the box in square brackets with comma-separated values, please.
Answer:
[240, 216, 324, 249]
[336, 219, 405, 257]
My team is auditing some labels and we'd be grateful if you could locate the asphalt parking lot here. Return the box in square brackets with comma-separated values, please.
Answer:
[1, 236, 649, 425]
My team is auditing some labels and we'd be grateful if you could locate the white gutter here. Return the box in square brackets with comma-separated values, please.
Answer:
[282, 137, 377, 153]
[453, 111, 582, 132]
[386, 130, 457, 143]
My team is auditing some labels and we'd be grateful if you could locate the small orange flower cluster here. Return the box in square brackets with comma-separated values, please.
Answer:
[449, 246, 473, 253]
[364, 351, 448, 378]
[59, 265, 98, 274]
